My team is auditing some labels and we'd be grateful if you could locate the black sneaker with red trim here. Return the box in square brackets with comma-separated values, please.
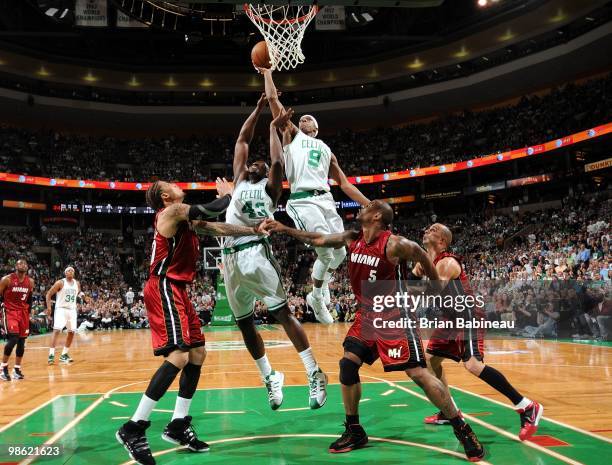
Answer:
[453, 423, 485, 462]
[329, 422, 368, 453]
[518, 401, 543, 441]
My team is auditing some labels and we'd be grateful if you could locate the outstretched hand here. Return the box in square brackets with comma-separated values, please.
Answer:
[216, 177, 233, 198]
[271, 108, 294, 131]
[256, 93, 267, 108]
[259, 218, 287, 235]
[255, 66, 273, 75]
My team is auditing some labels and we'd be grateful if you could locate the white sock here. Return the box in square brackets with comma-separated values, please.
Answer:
[131, 395, 157, 423]
[0, 362, 7, 368]
[14, 365, 20, 369]
[299, 347, 318, 375]
[255, 355, 273, 379]
[61, 347, 69, 355]
[312, 286, 323, 299]
[172, 396, 192, 420]
[49, 348, 55, 356]
[514, 397, 532, 411]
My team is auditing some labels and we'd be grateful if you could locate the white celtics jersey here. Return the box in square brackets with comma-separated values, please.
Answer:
[55, 278, 79, 311]
[225, 178, 276, 247]
[283, 131, 332, 194]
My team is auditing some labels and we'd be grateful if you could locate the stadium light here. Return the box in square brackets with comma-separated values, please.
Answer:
[477, 0, 488, 7]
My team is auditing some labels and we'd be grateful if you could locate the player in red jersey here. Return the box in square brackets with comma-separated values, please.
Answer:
[418, 223, 543, 440]
[117, 178, 268, 465]
[264, 202, 485, 462]
[0, 259, 34, 381]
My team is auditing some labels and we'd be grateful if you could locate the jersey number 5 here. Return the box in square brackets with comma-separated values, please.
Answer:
[368, 269, 377, 282]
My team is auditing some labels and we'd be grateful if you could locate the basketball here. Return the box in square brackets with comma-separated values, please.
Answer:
[251, 40, 271, 69]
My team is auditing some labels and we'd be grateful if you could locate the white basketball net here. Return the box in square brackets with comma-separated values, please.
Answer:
[244, 3, 319, 71]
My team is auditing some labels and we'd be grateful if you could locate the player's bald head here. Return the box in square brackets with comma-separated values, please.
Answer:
[435, 223, 453, 246]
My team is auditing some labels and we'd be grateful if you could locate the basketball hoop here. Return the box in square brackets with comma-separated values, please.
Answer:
[244, 3, 319, 71]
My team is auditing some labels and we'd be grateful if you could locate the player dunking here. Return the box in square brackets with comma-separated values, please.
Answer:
[46, 266, 81, 364]
[0, 259, 33, 381]
[257, 67, 370, 324]
[264, 201, 485, 462]
[418, 223, 543, 440]
[116, 178, 267, 465]
[223, 100, 328, 409]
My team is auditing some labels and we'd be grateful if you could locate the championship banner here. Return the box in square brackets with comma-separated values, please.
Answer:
[75, 0, 108, 27]
[116, 11, 148, 28]
[0, 123, 609, 191]
[315, 6, 346, 31]
[212, 274, 235, 326]
[585, 157, 612, 173]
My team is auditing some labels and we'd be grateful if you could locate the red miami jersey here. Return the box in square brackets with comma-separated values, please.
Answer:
[433, 251, 483, 318]
[348, 229, 409, 310]
[149, 209, 200, 283]
[2, 273, 33, 314]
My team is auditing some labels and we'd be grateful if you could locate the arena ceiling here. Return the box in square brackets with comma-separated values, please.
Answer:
[0, 0, 607, 94]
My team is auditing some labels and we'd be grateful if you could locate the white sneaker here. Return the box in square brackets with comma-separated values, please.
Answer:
[307, 292, 333, 324]
[308, 368, 328, 409]
[263, 370, 284, 410]
[322, 285, 331, 307]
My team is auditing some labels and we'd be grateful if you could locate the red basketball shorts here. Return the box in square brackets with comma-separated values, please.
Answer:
[2, 309, 29, 338]
[144, 276, 204, 356]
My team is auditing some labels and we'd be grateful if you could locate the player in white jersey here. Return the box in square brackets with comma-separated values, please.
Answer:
[223, 95, 327, 409]
[45, 266, 82, 364]
[258, 68, 370, 323]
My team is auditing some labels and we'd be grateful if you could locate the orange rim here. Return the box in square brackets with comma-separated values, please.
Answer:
[243, 3, 319, 25]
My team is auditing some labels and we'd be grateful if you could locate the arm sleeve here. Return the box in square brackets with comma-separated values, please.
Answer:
[188, 194, 232, 221]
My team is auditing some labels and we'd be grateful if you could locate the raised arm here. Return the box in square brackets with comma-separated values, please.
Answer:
[267, 108, 294, 204]
[157, 178, 233, 237]
[329, 154, 369, 206]
[264, 219, 358, 248]
[234, 94, 267, 183]
[46, 279, 64, 316]
[258, 68, 299, 137]
[387, 235, 439, 282]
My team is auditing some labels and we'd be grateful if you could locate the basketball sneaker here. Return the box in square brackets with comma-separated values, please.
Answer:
[47, 354, 54, 365]
[308, 368, 328, 409]
[518, 401, 543, 441]
[0, 366, 10, 381]
[306, 292, 333, 324]
[12, 367, 24, 380]
[329, 422, 368, 453]
[453, 423, 485, 462]
[322, 285, 331, 307]
[116, 420, 155, 465]
[424, 410, 463, 425]
[59, 353, 73, 364]
[264, 370, 284, 410]
[162, 416, 210, 452]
